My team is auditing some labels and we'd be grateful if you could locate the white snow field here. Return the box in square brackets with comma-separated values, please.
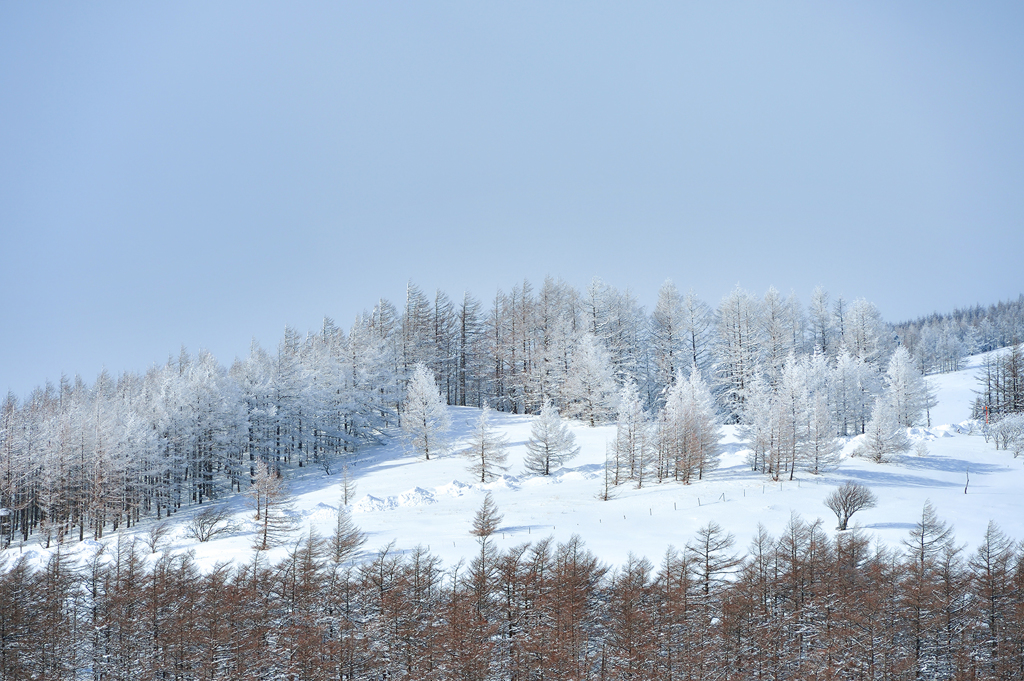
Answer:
[7, 351, 1023, 571]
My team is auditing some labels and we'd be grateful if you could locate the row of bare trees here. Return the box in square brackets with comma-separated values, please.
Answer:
[2, 506, 1022, 680]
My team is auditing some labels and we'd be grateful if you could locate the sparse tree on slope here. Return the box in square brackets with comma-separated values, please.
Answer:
[463, 407, 509, 483]
[686, 521, 741, 596]
[402, 363, 451, 460]
[340, 464, 357, 505]
[523, 400, 580, 476]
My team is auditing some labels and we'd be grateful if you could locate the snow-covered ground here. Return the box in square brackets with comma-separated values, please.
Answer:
[6, 351, 1022, 572]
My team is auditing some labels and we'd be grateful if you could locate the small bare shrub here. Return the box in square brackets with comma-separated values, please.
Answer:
[186, 505, 236, 543]
[143, 520, 173, 553]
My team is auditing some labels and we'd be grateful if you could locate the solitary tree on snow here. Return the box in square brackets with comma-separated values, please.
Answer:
[824, 481, 877, 530]
[403, 363, 451, 460]
[463, 407, 509, 483]
[523, 401, 580, 476]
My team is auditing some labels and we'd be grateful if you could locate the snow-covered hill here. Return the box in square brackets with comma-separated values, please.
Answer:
[6, 352, 1022, 572]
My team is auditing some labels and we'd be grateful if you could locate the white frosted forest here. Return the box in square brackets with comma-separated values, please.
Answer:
[1, 280, 1021, 562]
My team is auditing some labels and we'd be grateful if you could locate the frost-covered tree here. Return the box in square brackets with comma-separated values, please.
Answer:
[456, 291, 487, 408]
[844, 298, 889, 367]
[775, 355, 810, 481]
[612, 381, 652, 487]
[402, 281, 435, 373]
[598, 443, 619, 499]
[523, 401, 580, 476]
[761, 287, 799, 388]
[740, 375, 774, 475]
[990, 413, 1024, 456]
[805, 391, 840, 474]
[659, 368, 722, 483]
[597, 284, 647, 388]
[564, 333, 618, 426]
[832, 350, 881, 436]
[527, 277, 579, 410]
[273, 327, 311, 467]
[808, 286, 834, 357]
[884, 346, 935, 427]
[462, 407, 509, 483]
[402, 363, 451, 460]
[856, 394, 911, 463]
[651, 280, 687, 399]
[347, 310, 400, 437]
[249, 462, 296, 550]
[681, 289, 715, 378]
[714, 286, 762, 423]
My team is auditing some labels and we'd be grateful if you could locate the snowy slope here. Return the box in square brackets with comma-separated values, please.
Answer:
[6, 353, 1023, 572]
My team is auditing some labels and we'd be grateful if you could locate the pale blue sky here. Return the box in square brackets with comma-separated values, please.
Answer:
[2, 2, 1023, 397]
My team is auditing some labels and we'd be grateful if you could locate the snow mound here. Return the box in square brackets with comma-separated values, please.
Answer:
[305, 502, 338, 521]
[352, 488, 436, 513]
[353, 494, 396, 513]
[908, 426, 960, 441]
[482, 474, 521, 492]
[397, 487, 436, 506]
[556, 468, 601, 482]
[436, 480, 473, 497]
